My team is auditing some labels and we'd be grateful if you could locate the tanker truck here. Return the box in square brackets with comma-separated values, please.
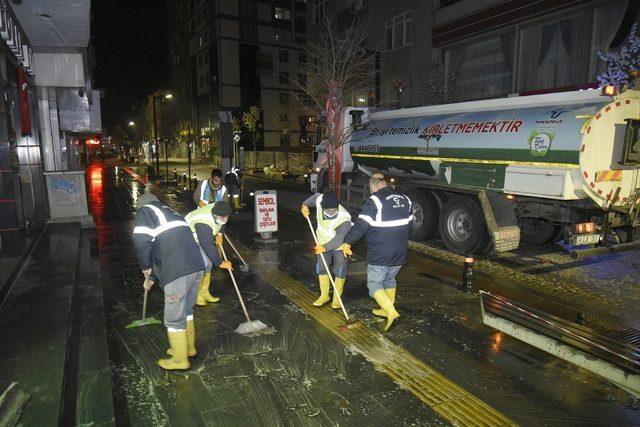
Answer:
[310, 89, 640, 256]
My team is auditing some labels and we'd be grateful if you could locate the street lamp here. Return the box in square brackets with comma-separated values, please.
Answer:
[128, 121, 135, 127]
[151, 92, 174, 179]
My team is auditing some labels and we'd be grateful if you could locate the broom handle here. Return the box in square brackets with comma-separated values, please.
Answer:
[224, 234, 248, 266]
[142, 288, 148, 320]
[304, 215, 350, 322]
[220, 244, 252, 323]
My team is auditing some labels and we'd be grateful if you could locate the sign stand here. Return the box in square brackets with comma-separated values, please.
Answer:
[254, 189, 278, 242]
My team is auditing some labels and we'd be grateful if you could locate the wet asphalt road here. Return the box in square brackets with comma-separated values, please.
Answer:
[92, 162, 639, 425]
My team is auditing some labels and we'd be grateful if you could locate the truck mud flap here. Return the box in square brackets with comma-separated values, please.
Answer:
[477, 190, 520, 252]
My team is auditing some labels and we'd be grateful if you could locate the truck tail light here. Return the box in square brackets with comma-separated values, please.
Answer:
[575, 222, 595, 234]
[603, 85, 618, 96]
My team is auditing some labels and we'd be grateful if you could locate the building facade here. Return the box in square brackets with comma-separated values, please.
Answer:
[166, 0, 313, 156]
[318, 0, 636, 110]
[434, 0, 636, 102]
[0, 0, 101, 252]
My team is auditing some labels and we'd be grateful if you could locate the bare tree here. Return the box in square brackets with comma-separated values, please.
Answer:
[419, 63, 457, 106]
[271, 102, 294, 173]
[294, 5, 376, 194]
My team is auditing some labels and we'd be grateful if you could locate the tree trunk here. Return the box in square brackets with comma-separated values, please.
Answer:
[253, 134, 257, 170]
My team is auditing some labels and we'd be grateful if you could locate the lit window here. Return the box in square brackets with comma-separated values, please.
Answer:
[275, 7, 291, 21]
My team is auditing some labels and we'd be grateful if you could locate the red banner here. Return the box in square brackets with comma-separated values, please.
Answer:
[325, 82, 343, 197]
[18, 68, 31, 136]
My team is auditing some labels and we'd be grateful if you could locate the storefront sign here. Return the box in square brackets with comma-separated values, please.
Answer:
[0, 6, 33, 74]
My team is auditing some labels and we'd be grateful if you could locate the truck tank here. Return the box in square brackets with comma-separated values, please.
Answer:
[350, 90, 640, 210]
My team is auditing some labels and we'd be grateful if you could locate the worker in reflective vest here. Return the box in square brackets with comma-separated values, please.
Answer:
[343, 172, 413, 331]
[224, 166, 242, 210]
[132, 191, 205, 371]
[301, 191, 352, 308]
[193, 168, 227, 207]
[185, 201, 233, 306]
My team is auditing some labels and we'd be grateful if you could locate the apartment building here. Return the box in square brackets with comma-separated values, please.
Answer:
[166, 0, 312, 151]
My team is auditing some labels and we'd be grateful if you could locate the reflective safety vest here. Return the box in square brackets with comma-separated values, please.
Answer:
[199, 179, 227, 204]
[315, 194, 351, 248]
[185, 204, 223, 242]
[133, 203, 190, 240]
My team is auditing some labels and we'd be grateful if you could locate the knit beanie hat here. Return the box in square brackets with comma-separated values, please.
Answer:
[320, 191, 338, 209]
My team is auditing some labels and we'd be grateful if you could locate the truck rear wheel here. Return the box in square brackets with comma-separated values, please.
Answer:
[408, 190, 439, 241]
[439, 196, 487, 255]
[519, 218, 560, 245]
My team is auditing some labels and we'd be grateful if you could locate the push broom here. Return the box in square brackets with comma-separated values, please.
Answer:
[304, 215, 359, 330]
[219, 244, 269, 335]
[125, 282, 162, 329]
[223, 234, 250, 273]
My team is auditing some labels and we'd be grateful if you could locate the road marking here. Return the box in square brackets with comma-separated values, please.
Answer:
[238, 242, 517, 427]
[120, 165, 516, 425]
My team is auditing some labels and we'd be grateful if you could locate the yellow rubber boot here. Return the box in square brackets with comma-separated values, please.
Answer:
[372, 287, 396, 317]
[331, 277, 346, 309]
[167, 319, 197, 357]
[372, 289, 399, 331]
[196, 272, 219, 306]
[157, 330, 190, 371]
[313, 275, 331, 307]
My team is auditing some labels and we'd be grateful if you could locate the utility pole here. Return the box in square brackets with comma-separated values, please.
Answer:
[152, 97, 160, 177]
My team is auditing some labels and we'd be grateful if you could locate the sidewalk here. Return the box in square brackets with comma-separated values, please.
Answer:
[0, 223, 114, 425]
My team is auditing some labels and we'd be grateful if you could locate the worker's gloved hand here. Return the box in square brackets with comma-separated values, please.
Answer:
[313, 245, 326, 254]
[219, 260, 233, 270]
[300, 205, 310, 218]
[215, 233, 223, 247]
[143, 277, 154, 291]
[343, 243, 353, 258]
[142, 268, 153, 279]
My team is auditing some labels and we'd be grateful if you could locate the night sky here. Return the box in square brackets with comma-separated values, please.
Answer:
[92, 0, 169, 133]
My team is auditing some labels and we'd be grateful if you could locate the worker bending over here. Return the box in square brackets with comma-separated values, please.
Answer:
[343, 172, 412, 331]
[185, 201, 233, 306]
[132, 191, 205, 371]
[301, 191, 352, 308]
[194, 168, 227, 207]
